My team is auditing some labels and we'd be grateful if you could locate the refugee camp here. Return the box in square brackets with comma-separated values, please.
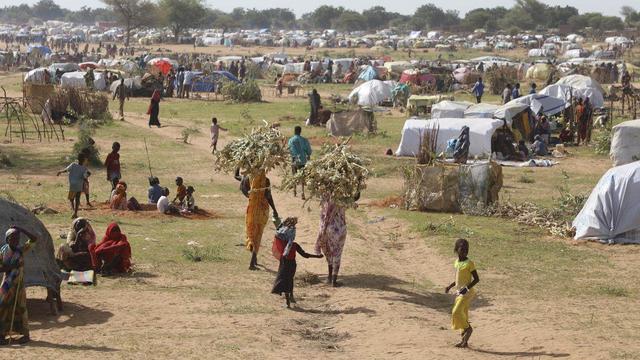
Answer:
[0, 0, 640, 358]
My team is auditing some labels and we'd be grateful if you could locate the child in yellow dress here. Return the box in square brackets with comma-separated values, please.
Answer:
[445, 238, 480, 348]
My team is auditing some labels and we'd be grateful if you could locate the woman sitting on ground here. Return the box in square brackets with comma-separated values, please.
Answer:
[56, 218, 97, 272]
[109, 181, 128, 210]
[94, 222, 131, 275]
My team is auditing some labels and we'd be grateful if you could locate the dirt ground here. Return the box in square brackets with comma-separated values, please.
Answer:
[1, 68, 640, 359]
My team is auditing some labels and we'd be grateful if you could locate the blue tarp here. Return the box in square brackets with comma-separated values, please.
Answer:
[358, 65, 378, 81]
[188, 71, 240, 93]
[27, 45, 51, 55]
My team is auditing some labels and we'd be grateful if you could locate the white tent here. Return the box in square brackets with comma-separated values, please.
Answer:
[539, 83, 604, 109]
[348, 80, 397, 107]
[494, 103, 529, 125]
[610, 119, 640, 167]
[396, 117, 503, 157]
[431, 101, 472, 119]
[507, 94, 565, 117]
[464, 103, 500, 119]
[554, 74, 605, 98]
[573, 161, 640, 244]
[60, 71, 107, 90]
[24, 67, 50, 84]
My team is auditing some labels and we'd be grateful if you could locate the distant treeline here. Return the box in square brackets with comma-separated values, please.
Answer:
[1, 0, 639, 34]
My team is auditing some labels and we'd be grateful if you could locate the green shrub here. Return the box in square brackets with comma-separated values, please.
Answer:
[71, 121, 101, 166]
[221, 80, 262, 103]
[594, 129, 611, 155]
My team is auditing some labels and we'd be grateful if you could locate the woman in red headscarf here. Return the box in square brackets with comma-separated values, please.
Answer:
[147, 89, 161, 128]
[94, 222, 131, 274]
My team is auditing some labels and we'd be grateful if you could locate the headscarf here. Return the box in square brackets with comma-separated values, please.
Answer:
[67, 217, 96, 247]
[101, 222, 127, 244]
[277, 225, 297, 257]
[95, 222, 131, 273]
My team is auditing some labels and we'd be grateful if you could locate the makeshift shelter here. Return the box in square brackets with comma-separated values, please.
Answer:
[610, 119, 640, 167]
[506, 94, 565, 117]
[348, 80, 396, 107]
[453, 67, 480, 84]
[357, 65, 378, 82]
[396, 117, 503, 158]
[400, 70, 436, 86]
[573, 161, 640, 244]
[431, 101, 472, 119]
[525, 63, 551, 81]
[24, 68, 51, 84]
[60, 71, 107, 91]
[326, 109, 375, 136]
[554, 75, 606, 100]
[539, 83, 605, 109]
[49, 63, 80, 75]
[147, 58, 176, 75]
[0, 199, 62, 295]
[384, 61, 413, 74]
[464, 103, 500, 119]
[403, 161, 503, 213]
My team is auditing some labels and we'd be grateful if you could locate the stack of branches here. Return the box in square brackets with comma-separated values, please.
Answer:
[48, 90, 69, 114]
[66, 88, 109, 119]
[416, 125, 439, 165]
[282, 141, 370, 209]
[214, 122, 288, 176]
[484, 66, 518, 95]
[481, 201, 575, 238]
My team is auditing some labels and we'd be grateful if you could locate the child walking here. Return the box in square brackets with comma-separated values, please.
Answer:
[271, 217, 323, 308]
[210, 117, 227, 154]
[57, 153, 88, 219]
[445, 238, 480, 348]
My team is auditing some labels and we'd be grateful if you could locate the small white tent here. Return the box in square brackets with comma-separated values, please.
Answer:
[464, 103, 500, 119]
[396, 117, 503, 157]
[348, 80, 397, 107]
[540, 83, 605, 109]
[573, 161, 640, 244]
[431, 101, 473, 119]
[60, 71, 107, 90]
[554, 74, 605, 99]
[506, 94, 565, 117]
[610, 119, 640, 167]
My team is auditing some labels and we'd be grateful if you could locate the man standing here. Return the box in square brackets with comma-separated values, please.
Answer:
[113, 78, 129, 121]
[176, 68, 185, 98]
[308, 89, 321, 125]
[471, 78, 484, 104]
[511, 83, 521, 100]
[287, 126, 312, 200]
[182, 69, 193, 99]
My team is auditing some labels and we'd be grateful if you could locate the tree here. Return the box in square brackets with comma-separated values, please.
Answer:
[362, 6, 396, 31]
[101, 0, 159, 46]
[621, 6, 640, 27]
[32, 0, 65, 21]
[159, 0, 206, 41]
[334, 10, 366, 32]
[411, 4, 459, 30]
[305, 5, 344, 29]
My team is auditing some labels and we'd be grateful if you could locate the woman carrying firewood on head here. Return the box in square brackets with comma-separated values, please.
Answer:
[235, 168, 279, 270]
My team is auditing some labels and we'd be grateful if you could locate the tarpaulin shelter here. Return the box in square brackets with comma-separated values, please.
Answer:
[464, 103, 500, 119]
[79, 62, 99, 70]
[573, 161, 640, 244]
[452, 67, 480, 84]
[506, 93, 565, 117]
[348, 80, 396, 107]
[357, 65, 378, 82]
[27, 45, 51, 55]
[431, 101, 472, 119]
[610, 119, 640, 167]
[147, 58, 175, 75]
[326, 109, 375, 136]
[525, 63, 551, 81]
[554, 74, 606, 100]
[0, 199, 62, 296]
[539, 83, 605, 109]
[400, 70, 436, 86]
[60, 71, 107, 91]
[396, 117, 504, 157]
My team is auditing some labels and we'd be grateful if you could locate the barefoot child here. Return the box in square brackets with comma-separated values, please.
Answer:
[80, 152, 92, 207]
[57, 153, 88, 219]
[172, 177, 187, 206]
[104, 142, 121, 191]
[271, 217, 323, 308]
[445, 238, 480, 348]
[210, 117, 227, 154]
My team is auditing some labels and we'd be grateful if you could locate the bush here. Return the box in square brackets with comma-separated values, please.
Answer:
[221, 80, 262, 103]
[71, 121, 101, 166]
[180, 127, 201, 144]
[594, 129, 611, 155]
[0, 152, 13, 168]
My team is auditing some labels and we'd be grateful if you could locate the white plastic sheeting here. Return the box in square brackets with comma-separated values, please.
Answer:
[506, 94, 565, 117]
[60, 71, 107, 90]
[610, 119, 640, 167]
[494, 103, 529, 126]
[395, 117, 503, 157]
[554, 74, 605, 99]
[539, 83, 605, 109]
[573, 161, 640, 244]
[431, 101, 472, 119]
[464, 103, 500, 119]
[348, 80, 397, 107]
[24, 67, 49, 84]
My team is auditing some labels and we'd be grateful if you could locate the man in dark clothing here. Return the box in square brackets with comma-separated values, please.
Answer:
[308, 89, 321, 125]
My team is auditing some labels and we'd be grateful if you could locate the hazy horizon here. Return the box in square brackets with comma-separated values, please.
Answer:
[0, 0, 634, 18]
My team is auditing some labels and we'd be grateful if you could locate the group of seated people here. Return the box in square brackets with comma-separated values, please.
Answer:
[56, 219, 131, 276]
[149, 176, 196, 214]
